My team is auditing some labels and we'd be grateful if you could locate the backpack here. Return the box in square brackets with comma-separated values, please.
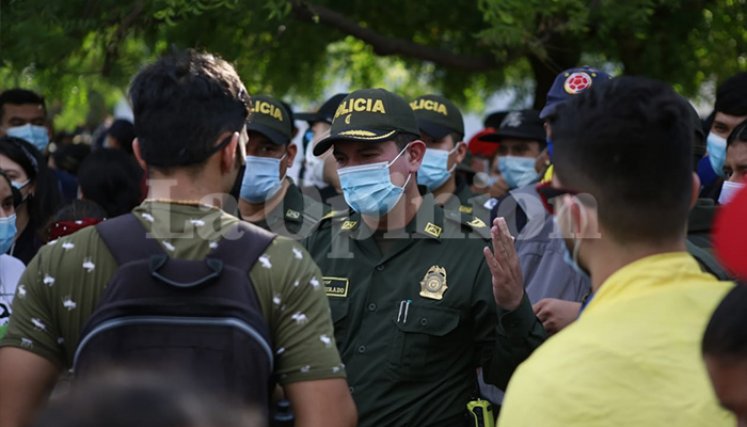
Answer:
[73, 213, 276, 410]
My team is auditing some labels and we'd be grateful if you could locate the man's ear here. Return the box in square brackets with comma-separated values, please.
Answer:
[406, 139, 426, 172]
[454, 141, 468, 164]
[132, 139, 148, 171]
[690, 172, 701, 210]
[220, 132, 240, 173]
[285, 143, 298, 167]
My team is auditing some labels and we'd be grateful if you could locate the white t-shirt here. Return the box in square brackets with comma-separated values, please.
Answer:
[0, 254, 25, 327]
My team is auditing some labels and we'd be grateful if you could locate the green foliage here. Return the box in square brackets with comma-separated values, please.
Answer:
[0, 0, 745, 130]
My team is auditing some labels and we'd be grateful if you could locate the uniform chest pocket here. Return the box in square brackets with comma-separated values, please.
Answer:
[388, 304, 462, 381]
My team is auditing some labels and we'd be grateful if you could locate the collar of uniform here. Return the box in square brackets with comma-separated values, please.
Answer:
[280, 179, 305, 224]
[454, 174, 474, 203]
[410, 193, 445, 241]
[343, 193, 444, 241]
[583, 252, 713, 315]
[261, 178, 303, 228]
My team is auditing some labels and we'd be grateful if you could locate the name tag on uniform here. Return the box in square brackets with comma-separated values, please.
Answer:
[323, 277, 349, 298]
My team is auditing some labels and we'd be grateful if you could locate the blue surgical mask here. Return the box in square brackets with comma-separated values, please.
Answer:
[240, 155, 286, 203]
[552, 216, 590, 281]
[338, 146, 411, 216]
[498, 156, 539, 189]
[6, 124, 49, 153]
[417, 145, 459, 191]
[707, 132, 727, 178]
[0, 215, 17, 255]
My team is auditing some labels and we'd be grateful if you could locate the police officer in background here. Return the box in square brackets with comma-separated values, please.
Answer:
[304, 88, 545, 426]
[238, 95, 328, 239]
[296, 94, 347, 204]
[411, 95, 491, 223]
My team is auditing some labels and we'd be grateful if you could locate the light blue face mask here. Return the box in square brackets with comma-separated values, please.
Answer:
[417, 145, 459, 191]
[498, 156, 539, 189]
[707, 132, 727, 178]
[0, 214, 17, 255]
[552, 216, 590, 281]
[6, 124, 49, 153]
[240, 155, 286, 203]
[338, 145, 411, 216]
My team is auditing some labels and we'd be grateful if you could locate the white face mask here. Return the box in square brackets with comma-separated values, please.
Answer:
[718, 180, 745, 205]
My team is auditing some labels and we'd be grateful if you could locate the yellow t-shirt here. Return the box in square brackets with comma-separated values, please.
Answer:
[499, 252, 734, 427]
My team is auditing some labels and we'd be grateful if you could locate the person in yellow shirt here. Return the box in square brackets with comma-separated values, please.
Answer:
[498, 76, 734, 426]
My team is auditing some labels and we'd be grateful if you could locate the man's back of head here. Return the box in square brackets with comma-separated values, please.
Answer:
[129, 50, 250, 173]
[550, 76, 694, 245]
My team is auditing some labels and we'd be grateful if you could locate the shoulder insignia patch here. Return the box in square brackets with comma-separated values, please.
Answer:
[341, 220, 358, 231]
[467, 217, 487, 228]
[285, 209, 301, 220]
[423, 222, 443, 238]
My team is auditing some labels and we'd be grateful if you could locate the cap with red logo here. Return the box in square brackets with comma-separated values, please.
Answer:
[539, 66, 613, 120]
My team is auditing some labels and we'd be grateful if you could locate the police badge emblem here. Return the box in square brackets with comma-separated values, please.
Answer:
[419, 265, 448, 300]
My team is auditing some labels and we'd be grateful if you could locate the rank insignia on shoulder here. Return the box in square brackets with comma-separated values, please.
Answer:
[424, 222, 442, 238]
[419, 265, 448, 300]
[285, 209, 301, 220]
[458, 205, 473, 214]
[467, 217, 487, 228]
[341, 220, 358, 231]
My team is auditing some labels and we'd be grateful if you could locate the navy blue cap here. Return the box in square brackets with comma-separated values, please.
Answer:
[539, 66, 613, 120]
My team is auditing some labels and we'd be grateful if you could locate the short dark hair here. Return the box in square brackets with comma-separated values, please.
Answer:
[702, 284, 747, 359]
[726, 120, 747, 148]
[550, 76, 693, 244]
[107, 119, 136, 155]
[0, 89, 46, 121]
[78, 149, 143, 217]
[128, 50, 250, 170]
[715, 72, 747, 117]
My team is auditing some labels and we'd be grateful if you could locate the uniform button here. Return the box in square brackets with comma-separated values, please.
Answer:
[367, 303, 377, 311]
[375, 264, 385, 271]
[358, 345, 366, 353]
[420, 318, 428, 326]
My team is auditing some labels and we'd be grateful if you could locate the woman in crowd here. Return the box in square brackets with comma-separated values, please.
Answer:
[0, 136, 61, 263]
[0, 170, 27, 338]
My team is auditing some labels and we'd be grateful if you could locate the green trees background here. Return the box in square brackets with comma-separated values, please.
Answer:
[1, 0, 745, 130]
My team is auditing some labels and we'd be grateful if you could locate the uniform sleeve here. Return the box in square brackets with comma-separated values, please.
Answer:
[249, 238, 345, 385]
[0, 246, 64, 366]
[471, 260, 547, 390]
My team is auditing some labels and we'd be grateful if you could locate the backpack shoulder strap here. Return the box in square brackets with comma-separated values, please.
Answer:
[210, 221, 276, 272]
[95, 214, 165, 266]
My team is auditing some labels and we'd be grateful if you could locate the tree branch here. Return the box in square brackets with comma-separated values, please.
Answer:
[102, 0, 145, 77]
[289, 0, 501, 72]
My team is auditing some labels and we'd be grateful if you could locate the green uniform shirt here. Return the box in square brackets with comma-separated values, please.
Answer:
[1, 201, 345, 385]
[304, 194, 545, 426]
[250, 179, 329, 240]
[441, 177, 492, 225]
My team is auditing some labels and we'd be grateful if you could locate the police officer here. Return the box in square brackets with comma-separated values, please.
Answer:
[238, 95, 328, 239]
[304, 88, 545, 427]
[411, 94, 491, 221]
